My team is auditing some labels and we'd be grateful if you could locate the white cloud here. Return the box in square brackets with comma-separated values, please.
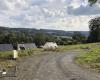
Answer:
[70, 0, 81, 8]
[0, 0, 100, 31]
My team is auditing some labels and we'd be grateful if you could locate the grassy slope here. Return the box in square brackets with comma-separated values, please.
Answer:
[76, 43, 100, 72]
[56, 43, 99, 52]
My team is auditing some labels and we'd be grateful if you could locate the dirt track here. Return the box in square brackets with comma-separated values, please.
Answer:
[2, 51, 100, 80]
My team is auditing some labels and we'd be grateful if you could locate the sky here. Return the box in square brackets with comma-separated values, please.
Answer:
[0, 0, 100, 31]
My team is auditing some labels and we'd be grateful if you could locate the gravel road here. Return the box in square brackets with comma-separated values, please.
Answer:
[1, 50, 100, 80]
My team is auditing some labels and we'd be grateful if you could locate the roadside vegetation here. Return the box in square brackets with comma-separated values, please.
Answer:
[56, 43, 99, 52]
[0, 43, 99, 59]
[0, 48, 44, 59]
[76, 43, 100, 72]
[0, 48, 43, 68]
[0, 51, 15, 69]
[0, 51, 13, 59]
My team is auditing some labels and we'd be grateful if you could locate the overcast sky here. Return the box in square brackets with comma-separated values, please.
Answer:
[0, 0, 100, 31]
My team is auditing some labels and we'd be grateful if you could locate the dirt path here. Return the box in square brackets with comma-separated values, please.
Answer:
[2, 51, 100, 80]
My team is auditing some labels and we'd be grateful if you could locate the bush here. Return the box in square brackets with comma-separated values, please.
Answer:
[18, 49, 33, 57]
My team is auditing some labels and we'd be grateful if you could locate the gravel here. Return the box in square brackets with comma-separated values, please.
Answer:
[1, 51, 100, 80]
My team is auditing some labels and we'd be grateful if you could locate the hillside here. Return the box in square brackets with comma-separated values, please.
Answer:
[0, 27, 89, 37]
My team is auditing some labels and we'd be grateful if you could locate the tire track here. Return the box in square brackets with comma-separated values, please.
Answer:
[56, 52, 100, 80]
[56, 53, 86, 80]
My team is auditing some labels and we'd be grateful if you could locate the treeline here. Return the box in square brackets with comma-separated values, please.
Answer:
[0, 30, 87, 47]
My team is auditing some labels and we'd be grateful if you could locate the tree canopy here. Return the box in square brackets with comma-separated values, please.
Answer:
[88, 0, 98, 5]
[88, 17, 100, 42]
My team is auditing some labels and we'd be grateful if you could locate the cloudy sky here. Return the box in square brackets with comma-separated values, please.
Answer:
[0, 0, 100, 31]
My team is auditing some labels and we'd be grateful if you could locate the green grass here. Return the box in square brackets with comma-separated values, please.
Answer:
[56, 43, 100, 52]
[18, 49, 34, 57]
[0, 48, 44, 59]
[76, 46, 100, 72]
[0, 51, 16, 69]
[18, 48, 44, 57]
[0, 48, 43, 68]
[0, 51, 13, 59]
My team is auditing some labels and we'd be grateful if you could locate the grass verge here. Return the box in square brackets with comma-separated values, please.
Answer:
[76, 46, 100, 73]
[0, 48, 43, 69]
[56, 43, 99, 52]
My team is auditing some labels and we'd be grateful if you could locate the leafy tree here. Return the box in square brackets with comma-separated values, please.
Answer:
[45, 35, 54, 42]
[34, 33, 46, 47]
[88, 17, 100, 42]
[72, 32, 86, 43]
[88, 0, 98, 6]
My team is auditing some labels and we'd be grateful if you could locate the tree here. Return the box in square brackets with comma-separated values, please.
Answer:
[88, 0, 98, 6]
[34, 33, 46, 47]
[46, 35, 56, 42]
[72, 32, 86, 43]
[88, 17, 100, 42]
